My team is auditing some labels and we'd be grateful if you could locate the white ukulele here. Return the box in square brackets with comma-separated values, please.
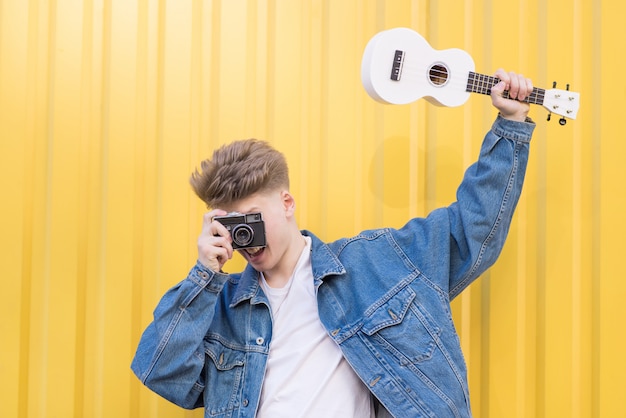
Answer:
[361, 28, 579, 124]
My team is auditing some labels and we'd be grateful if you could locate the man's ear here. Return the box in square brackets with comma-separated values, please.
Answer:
[281, 190, 296, 216]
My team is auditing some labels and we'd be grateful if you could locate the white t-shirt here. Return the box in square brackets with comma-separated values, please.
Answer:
[257, 236, 373, 418]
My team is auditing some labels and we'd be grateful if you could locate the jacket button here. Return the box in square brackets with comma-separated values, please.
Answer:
[242, 399, 249, 407]
[256, 337, 264, 345]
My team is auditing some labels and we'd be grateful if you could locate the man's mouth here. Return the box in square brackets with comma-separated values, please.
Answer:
[244, 247, 264, 258]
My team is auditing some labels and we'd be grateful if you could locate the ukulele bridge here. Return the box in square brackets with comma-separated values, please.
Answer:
[390, 50, 405, 81]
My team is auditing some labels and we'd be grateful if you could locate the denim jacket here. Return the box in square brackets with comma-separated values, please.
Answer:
[132, 116, 535, 418]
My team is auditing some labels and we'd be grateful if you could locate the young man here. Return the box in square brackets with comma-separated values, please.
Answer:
[132, 69, 535, 417]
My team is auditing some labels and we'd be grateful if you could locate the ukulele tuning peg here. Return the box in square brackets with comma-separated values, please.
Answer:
[559, 117, 567, 126]
[566, 84, 570, 91]
[547, 112, 552, 121]
[553, 81, 557, 88]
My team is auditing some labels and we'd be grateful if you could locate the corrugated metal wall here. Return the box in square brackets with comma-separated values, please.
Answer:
[1, 0, 622, 417]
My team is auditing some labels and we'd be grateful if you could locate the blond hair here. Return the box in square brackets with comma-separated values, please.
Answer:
[190, 139, 289, 208]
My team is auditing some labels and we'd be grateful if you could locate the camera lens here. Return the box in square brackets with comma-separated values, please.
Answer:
[231, 224, 254, 247]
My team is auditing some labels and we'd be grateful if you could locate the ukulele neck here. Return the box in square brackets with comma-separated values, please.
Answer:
[466, 72, 545, 105]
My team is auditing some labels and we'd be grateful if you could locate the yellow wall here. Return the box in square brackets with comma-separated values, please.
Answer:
[1, 0, 622, 417]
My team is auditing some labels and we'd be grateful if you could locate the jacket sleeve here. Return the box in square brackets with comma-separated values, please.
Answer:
[397, 115, 535, 299]
[448, 116, 534, 297]
[131, 262, 229, 409]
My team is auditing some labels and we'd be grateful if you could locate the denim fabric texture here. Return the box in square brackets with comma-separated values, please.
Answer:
[131, 115, 535, 418]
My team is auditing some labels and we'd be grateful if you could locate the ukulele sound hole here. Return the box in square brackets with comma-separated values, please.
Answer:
[428, 64, 449, 86]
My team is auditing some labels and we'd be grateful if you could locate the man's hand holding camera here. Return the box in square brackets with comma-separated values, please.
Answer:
[198, 210, 267, 272]
[198, 209, 234, 272]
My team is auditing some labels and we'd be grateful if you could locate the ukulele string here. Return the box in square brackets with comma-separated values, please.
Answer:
[394, 63, 545, 104]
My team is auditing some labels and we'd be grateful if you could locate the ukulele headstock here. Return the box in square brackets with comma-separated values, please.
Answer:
[544, 82, 580, 125]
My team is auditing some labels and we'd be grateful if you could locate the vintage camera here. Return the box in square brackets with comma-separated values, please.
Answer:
[213, 212, 266, 250]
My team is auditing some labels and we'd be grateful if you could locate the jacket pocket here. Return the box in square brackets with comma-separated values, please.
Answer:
[361, 285, 442, 364]
[203, 338, 246, 416]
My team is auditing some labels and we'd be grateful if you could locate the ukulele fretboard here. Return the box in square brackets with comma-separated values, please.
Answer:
[466, 72, 545, 105]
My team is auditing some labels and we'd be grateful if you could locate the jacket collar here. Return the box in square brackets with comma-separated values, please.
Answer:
[229, 230, 345, 307]
[303, 230, 346, 282]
